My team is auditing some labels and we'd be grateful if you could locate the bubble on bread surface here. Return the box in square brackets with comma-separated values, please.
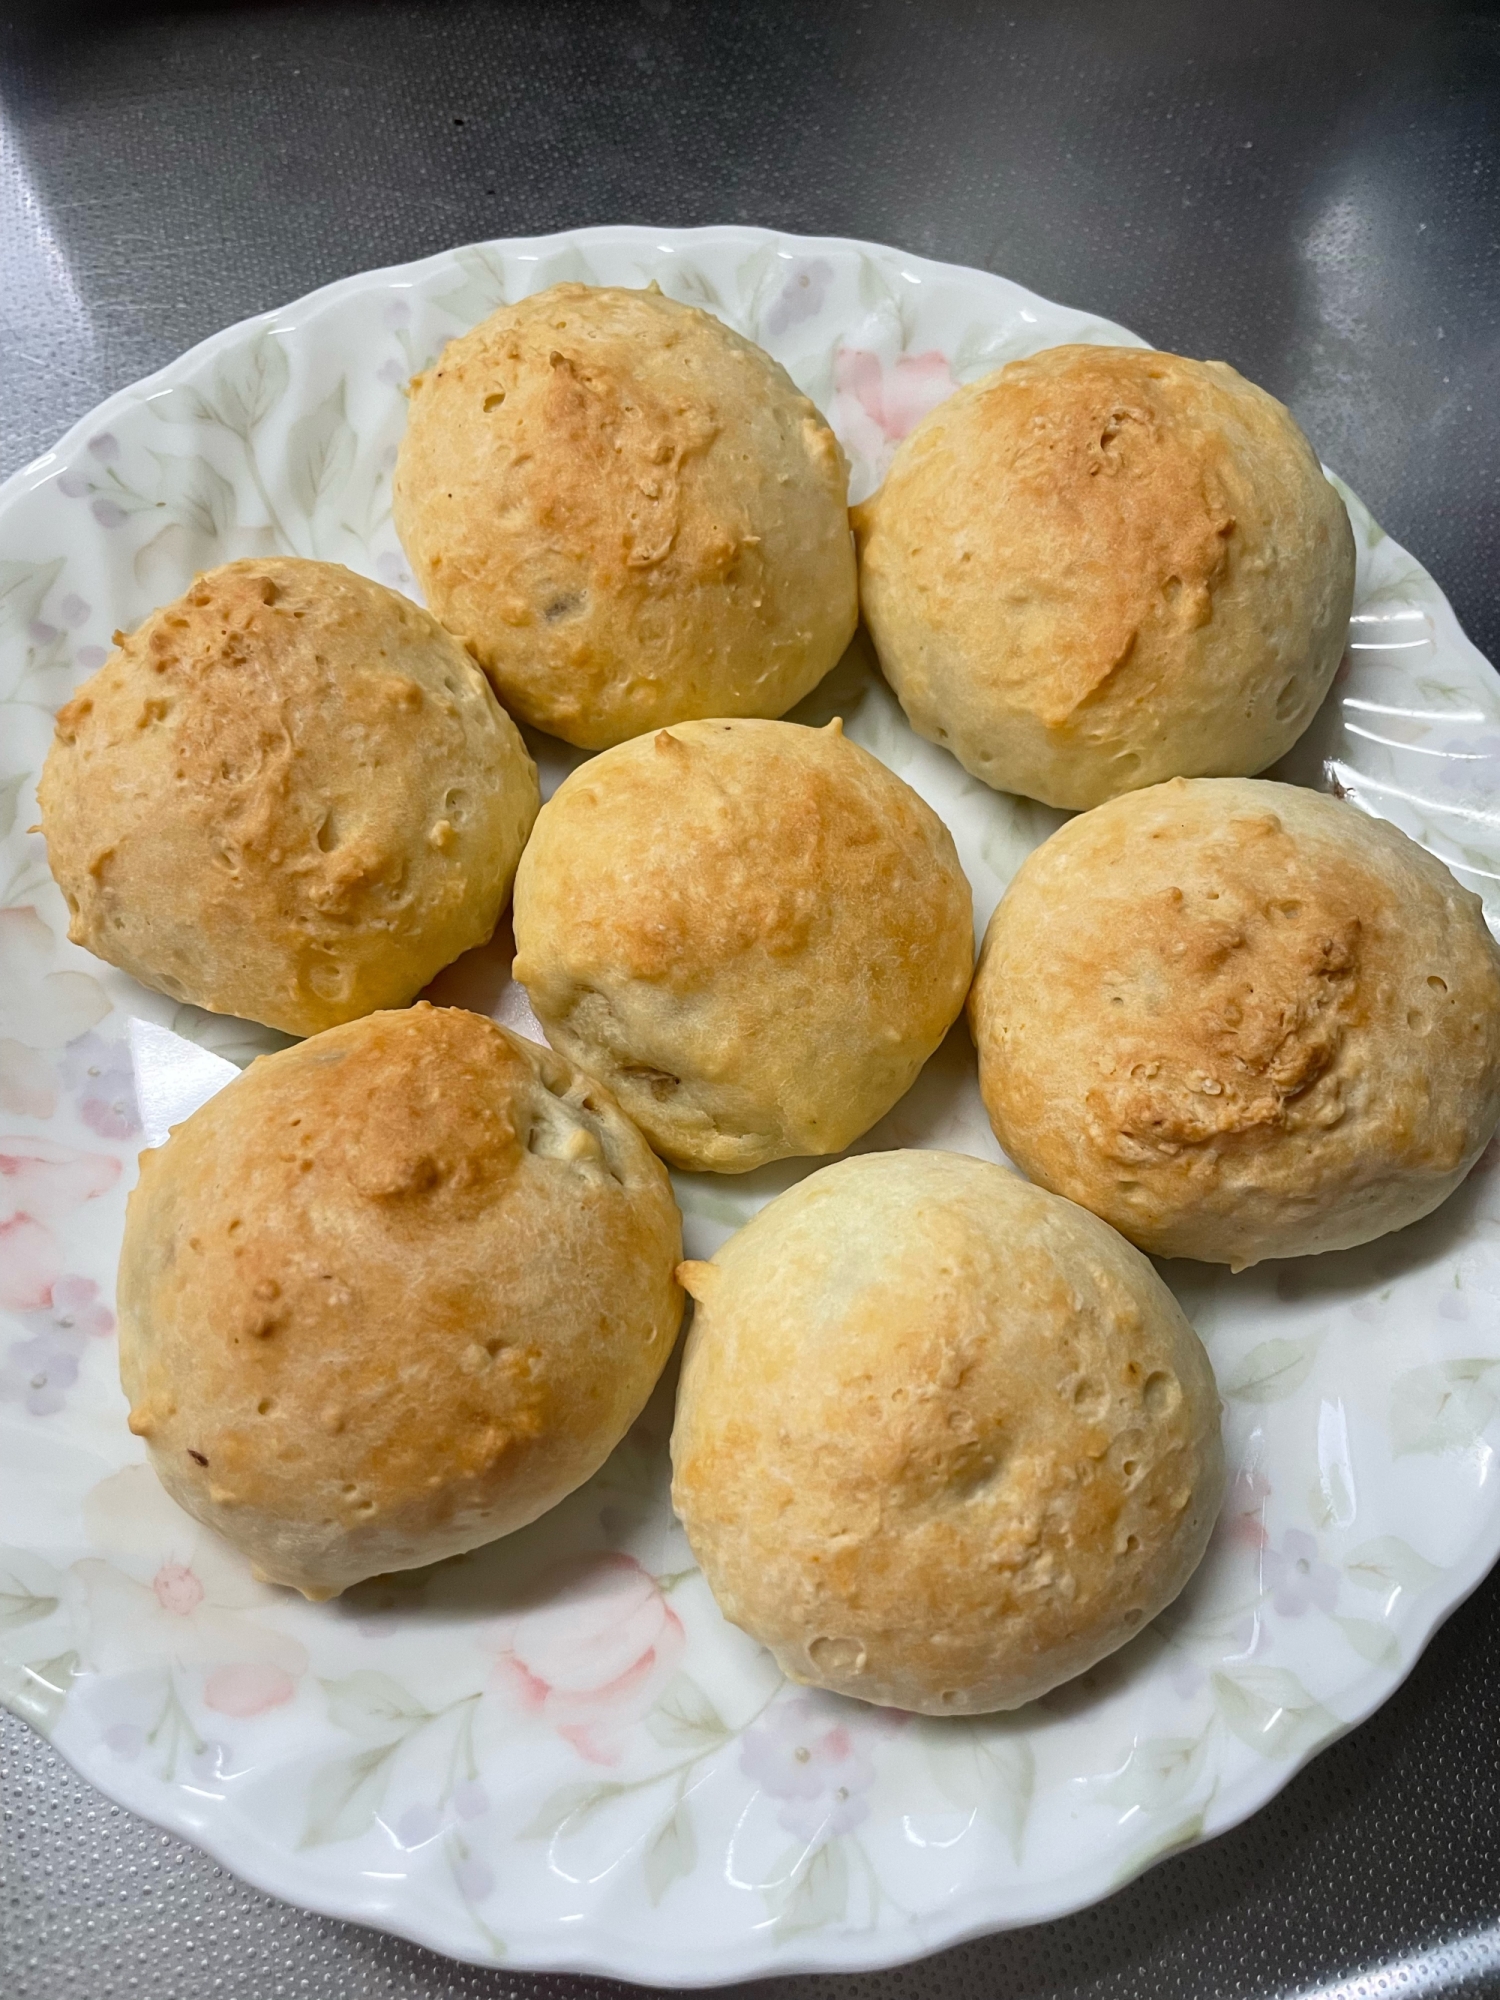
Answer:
[807, 1635, 868, 1677]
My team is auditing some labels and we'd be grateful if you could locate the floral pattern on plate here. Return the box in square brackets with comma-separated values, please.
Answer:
[1, 226, 1499, 1985]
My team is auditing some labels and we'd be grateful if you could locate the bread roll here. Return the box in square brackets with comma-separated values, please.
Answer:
[39, 558, 538, 1036]
[118, 1005, 683, 1598]
[853, 345, 1355, 809]
[511, 717, 974, 1172]
[393, 283, 857, 748]
[970, 778, 1500, 1267]
[671, 1149, 1223, 1713]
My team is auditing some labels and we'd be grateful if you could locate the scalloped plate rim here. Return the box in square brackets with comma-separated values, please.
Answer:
[2, 221, 1498, 1987]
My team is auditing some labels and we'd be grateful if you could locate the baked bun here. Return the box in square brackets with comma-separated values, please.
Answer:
[853, 345, 1356, 809]
[970, 778, 1500, 1268]
[671, 1149, 1223, 1714]
[118, 1004, 683, 1599]
[392, 283, 858, 748]
[39, 558, 538, 1036]
[511, 717, 973, 1172]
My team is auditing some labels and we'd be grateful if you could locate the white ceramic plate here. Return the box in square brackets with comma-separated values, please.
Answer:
[3, 226, 1500, 1988]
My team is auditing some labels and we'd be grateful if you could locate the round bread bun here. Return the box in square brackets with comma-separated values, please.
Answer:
[970, 778, 1500, 1268]
[38, 558, 538, 1037]
[670, 1149, 1223, 1714]
[392, 282, 858, 749]
[118, 1004, 683, 1599]
[511, 717, 974, 1173]
[852, 344, 1356, 810]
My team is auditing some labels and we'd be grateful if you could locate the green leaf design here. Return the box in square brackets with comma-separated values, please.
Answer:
[1111, 1805, 1208, 1888]
[951, 320, 1024, 380]
[0, 1651, 78, 1736]
[0, 1586, 59, 1634]
[1343, 1536, 1442, 1602]
[655, 259, 723, 312]
[0, 557, 64, 643]
[769, 1836, 850, 1937]
[149, 452, 238, 539]
[1102, 1734, 1207, 1813]
[300, 1738, 404, 1847]
[528, 243, 594, 293]
[146, 1676, 206, 1780]
[1222, 1336, 1317, 1403]
[856, 253, 895, 314]
[148, 384, 218, 426]
[520, 1781, 623, 1842]
[734, 241, 781, 329]
[1335, 1616, 1400, 1669]
[1389, 1359, 1500, 1456]
[646, 1673, 730, 1751]
[212, 330, 291, 435]
[322, 1669, 431, 1739]
[643, 1796, 697, 1904]
[287, 379, 356, 519]
[431, 248, 510, 324]
[781, 335, 840, 418]
[1212, 1666, 1338, 1760]
[0, 773, 29, 843]
[854, 254, 916, 344]
[921, 1717, 1035, 1861]
[0, 1553, 67, 1636]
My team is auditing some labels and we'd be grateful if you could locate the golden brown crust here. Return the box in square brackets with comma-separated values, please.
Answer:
[670, 1150, 1223, 1713]
[969, 778, 1500, 1266]
[393, 284, 858, 748]
[511, 718, 974, 1172]
[38, 558, 539, 1036]
[118, 1004, 683, 1597]
[853, 345, 1356, 809]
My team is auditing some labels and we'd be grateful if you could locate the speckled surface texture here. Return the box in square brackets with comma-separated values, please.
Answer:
[3, 1, 1500, 1993]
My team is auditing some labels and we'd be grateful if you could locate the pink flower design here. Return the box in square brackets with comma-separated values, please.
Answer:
[0, 1041, 55, 1120]
[153, 1562, 205, 1616]
[832, 346, 956, 464]
[0, 1138, 119, 1311]
[493, 1552, 684, 1765]
[1262, 1528, 1340, 1618]
[740, 1693, 879, 1842]
[203, 1661, 297, 1717]
[76, 1465, 307, 1713]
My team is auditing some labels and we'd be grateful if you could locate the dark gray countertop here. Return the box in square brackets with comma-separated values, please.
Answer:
[4, 3, 1500, 1994]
